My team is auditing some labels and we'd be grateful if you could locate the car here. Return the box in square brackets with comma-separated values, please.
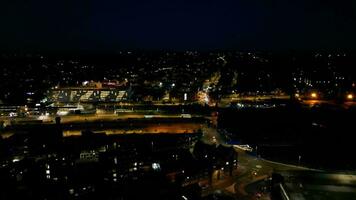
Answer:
[233, 145, 253, 152]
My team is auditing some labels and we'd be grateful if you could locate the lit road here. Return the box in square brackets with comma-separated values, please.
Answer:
[1, 111, 205, 138]
[62, 123, 202, 137]
[1, 111, 203, 125]
[198, 125, 315, 200]
[302, 99, 356, 109]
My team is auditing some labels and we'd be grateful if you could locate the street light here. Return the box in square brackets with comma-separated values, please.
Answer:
[310, 92, 317, 99]
[347, 94, 353, 100]
[298, 155, 302, 165]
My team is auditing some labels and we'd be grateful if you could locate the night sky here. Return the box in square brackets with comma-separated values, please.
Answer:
[1, 0, 356, 52]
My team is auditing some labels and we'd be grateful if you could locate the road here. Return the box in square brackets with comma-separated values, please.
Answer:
[1, 111, 203, 125]
[62, 123, 202, 137]
[0, 111, 205, 138]
[199, 125, 314, 200]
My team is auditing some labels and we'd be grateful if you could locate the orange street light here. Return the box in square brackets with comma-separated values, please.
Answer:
[347, 94, 353, 100]
[311, 92, 317, 98]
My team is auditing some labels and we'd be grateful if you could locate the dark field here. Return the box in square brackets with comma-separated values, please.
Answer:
[219, 103, 356, 171]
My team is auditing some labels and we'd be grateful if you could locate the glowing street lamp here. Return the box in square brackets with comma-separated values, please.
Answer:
[310, 92, 317, 99]
[347, 94, 353, 100]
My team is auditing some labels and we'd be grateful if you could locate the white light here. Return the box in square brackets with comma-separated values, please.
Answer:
[184, 93, 187, 101]
[204, 95, 209, 103]
[152, 163, 161, 170]
[182, 195, 188, 200]
[69, 189, 75, 195]
[46, 170, 51, 175]
[38, 114, 49, 121]
[57, 110, 69, 116]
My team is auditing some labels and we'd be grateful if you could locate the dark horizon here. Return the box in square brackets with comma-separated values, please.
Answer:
[2, 48, 356, 57]
[1, 0, 356, 53]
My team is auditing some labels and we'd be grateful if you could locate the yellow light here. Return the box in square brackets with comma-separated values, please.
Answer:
[311, 92, 317, 98]
[347, 94, 353, 100]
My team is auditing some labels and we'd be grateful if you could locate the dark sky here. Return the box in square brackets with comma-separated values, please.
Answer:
[1, 0, 356, 52]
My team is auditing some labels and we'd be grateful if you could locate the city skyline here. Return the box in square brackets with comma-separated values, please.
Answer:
[1, 1, 356, 200]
